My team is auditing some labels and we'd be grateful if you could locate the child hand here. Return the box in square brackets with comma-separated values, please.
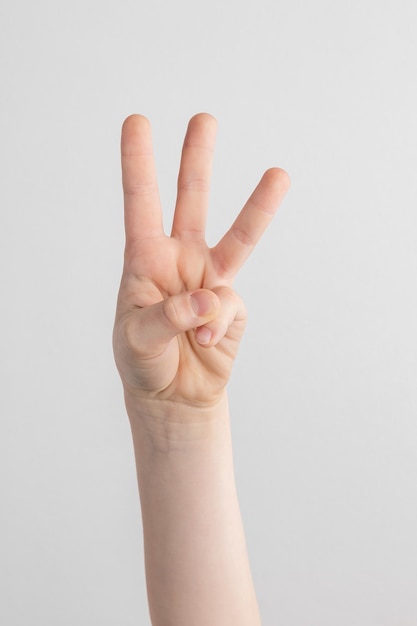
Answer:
[113, 113, 289, 419]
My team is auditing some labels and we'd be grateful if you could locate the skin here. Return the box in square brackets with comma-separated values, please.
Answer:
[113, 113, 290, 625]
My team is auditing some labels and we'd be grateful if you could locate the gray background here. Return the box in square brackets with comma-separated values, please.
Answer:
[1, 0, 417, 624]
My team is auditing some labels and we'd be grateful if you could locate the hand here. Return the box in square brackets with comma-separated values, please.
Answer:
[113, 113, 289, 418]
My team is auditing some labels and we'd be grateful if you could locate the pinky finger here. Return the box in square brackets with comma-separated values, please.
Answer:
[195, 286, 246, 347]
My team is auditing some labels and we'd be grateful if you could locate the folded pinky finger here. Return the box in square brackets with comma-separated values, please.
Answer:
[194, 286, 246, 347]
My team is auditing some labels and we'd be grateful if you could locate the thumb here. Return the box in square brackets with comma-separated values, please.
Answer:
[124, 289, 220, 358]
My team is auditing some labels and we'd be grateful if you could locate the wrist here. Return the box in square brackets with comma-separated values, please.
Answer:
[124, 390, 231, 451]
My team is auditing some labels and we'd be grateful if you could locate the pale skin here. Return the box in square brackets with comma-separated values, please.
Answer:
[113, 113, 290, 625]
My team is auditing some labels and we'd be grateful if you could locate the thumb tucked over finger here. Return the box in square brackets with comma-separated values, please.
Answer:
[124, 289, 220, 358]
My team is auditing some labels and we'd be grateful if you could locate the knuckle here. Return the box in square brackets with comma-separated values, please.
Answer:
[212, 253, 233, 280]
[231, 225, 254, 247]
[123, 181, 158, 197]
[213, 285, 245, 314]
[177, 176, 210, 193]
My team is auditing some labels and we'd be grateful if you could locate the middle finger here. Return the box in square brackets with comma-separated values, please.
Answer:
[171, 113, 217, 241]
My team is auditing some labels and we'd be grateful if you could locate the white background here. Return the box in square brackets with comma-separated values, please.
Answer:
[1, 1, 417, 624]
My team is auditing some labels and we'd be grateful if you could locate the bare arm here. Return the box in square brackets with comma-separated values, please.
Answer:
[113, 113, 290, 625]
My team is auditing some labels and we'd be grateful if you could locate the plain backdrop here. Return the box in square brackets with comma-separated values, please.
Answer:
[1, 1, 417, 624]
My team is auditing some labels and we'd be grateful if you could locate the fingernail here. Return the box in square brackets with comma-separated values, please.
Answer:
[190, 291, 215, 316]
[196, 326, 212, 345]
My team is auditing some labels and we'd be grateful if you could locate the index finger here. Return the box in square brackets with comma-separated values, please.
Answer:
[121, 115, 164, 245]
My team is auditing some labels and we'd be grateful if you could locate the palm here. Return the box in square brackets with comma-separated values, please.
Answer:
[113, 114, 289, 406]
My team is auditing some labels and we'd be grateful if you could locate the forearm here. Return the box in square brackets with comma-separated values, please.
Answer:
[127, 394, 262, 626]
[114, 113, 289, 624]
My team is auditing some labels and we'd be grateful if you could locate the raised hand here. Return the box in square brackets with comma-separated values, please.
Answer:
[113, 113, 289, 418]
